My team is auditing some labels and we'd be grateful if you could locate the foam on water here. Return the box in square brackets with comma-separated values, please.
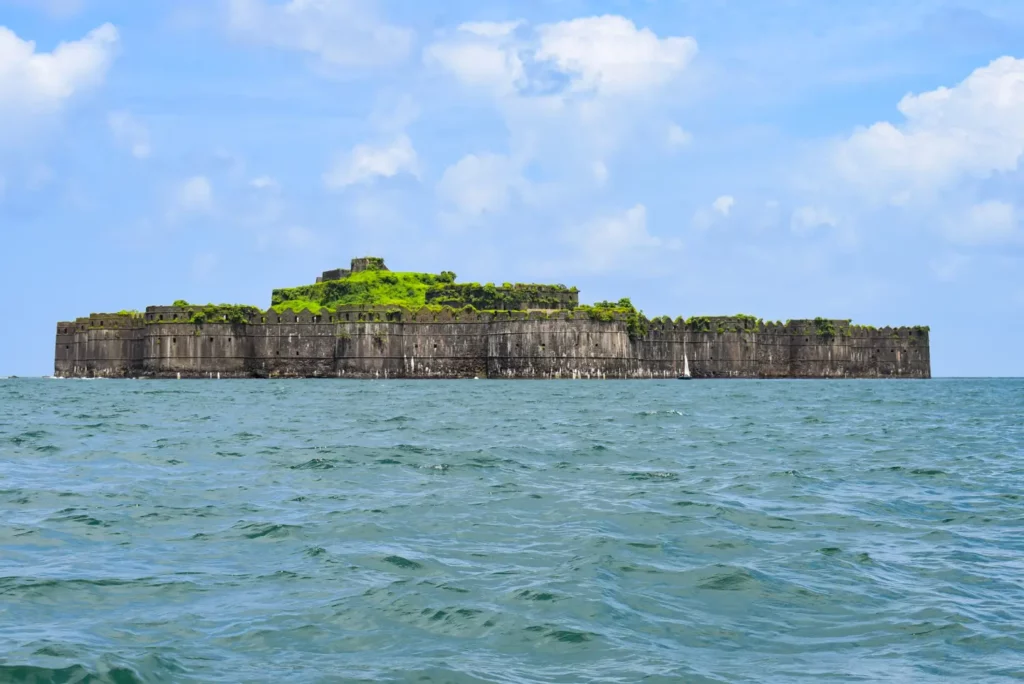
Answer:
[0, 378, 1022, 683]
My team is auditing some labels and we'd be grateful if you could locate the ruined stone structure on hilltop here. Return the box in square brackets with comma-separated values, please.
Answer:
[315, 257, 389, 283]
[55, 257, 931, 379]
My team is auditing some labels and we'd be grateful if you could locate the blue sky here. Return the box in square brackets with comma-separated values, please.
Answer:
[1, 0, 1023, 376]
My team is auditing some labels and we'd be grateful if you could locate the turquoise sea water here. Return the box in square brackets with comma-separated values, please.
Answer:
[1, 378, 1022, 683]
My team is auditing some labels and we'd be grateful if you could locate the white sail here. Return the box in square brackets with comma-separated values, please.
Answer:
[683, 353, 691, 378]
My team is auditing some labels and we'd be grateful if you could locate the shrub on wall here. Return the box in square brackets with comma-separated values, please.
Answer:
[814, 317, 837, 340]
[685, 316, 712, 333]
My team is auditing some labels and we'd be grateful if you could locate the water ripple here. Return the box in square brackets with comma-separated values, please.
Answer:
[0, 377, 1021, 682]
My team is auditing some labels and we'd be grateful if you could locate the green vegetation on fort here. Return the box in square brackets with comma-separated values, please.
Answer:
[272, 270, 446, 310]
[573, 298, 649, 338]
[271, 268, 578, 313]
[151, 302, 262, 324]
[814, 317, 837, 340]
[271, 300, 324, 315]
[426, 282, 576, 309]
[189, 304, 262, 324]
[685, 316, 712, 333]
[144, 260, 933, 340]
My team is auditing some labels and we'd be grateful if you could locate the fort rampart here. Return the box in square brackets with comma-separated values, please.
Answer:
[54, 307, 931, 379]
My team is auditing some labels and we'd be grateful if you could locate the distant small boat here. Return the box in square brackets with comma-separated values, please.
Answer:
[678, 354, 691, 380]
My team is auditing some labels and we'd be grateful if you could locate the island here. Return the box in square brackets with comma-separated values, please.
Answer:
[54, 257, 930, 379]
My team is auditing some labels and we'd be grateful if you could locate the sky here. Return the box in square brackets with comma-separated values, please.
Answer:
[1, 0, 1023, 377]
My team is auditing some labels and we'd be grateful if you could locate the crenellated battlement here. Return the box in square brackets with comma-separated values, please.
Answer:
[61, 306, 931, 336]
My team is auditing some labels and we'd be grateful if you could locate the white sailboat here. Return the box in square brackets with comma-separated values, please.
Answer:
[678, 353, 692, 380]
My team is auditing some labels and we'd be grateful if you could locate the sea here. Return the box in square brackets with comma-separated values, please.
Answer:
[0, 378, 1021, 683]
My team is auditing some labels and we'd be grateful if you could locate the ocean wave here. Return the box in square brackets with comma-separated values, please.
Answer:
[0, 663, 144, 684]
[0, 377, 1020, 681]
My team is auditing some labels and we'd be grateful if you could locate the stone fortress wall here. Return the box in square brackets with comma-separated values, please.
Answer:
[55, 255, 930, 379]
[55, 308, 931, 379]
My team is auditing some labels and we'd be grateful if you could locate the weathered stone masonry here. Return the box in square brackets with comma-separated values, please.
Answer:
[55, 308, 931, 379]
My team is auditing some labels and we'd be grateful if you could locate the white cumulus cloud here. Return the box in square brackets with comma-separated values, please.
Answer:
[692, 196, 735, 230]
[107, 111, 150, 159]
[249, 175, 279, 190]
[424, 15, 699, 207]
[944, 201, 1020, 245]
[437, 153, 525, 219]
[791, 205, 838, 234]
[323, 135, 418, 189]
[458, 20, 523, 39]
[0, 23, 118, 114]
[713, 195, 735, 216]
[834, 56, 1024, 204]
[226, 0, 412, 69]
[668, 123, 692, 148]
[535, 15, 697, 96]
[175, 176, 213, 213]
[426, 15, 696, 100]
[424, 28, 524, 96]
[563, 204, 678, 273]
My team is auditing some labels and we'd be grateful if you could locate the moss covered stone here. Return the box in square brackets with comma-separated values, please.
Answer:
[190, 304, 262, 325]
[273, 267, 578, 312]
